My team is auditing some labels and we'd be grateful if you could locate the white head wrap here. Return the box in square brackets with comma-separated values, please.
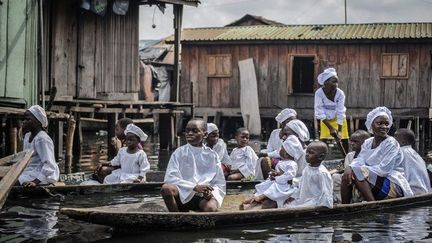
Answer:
[317, 67, 338, 85]
[365, 106, 393, 134]
[28, 105, 48, 128]
[207, 123, 219, 134]
[282, 135, 305, 161]
[124, 124, 148, 142]
[286, 119, 310, 142]
[275, 108, 297, 124]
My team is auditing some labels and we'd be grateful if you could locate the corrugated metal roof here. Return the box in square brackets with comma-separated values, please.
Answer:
[169, 23, 432, 42]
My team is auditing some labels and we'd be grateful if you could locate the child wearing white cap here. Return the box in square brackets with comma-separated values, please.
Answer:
[103, 124, 150, 184]
[19, 105, 59, 187]
[205, 123, 231, 176]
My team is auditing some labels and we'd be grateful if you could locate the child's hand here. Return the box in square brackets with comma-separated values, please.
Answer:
[194, 185, 214, 194]
[203, 191, 213, 200]
[22, 179, 40, 188]
[268, 170, 277, 180]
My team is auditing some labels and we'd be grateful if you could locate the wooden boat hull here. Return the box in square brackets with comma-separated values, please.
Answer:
[10, 180, 259, 197]
[60, 192, 432, 231]
[0, 150, 33, 209]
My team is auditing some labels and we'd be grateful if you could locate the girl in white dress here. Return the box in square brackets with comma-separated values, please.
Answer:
[19, 105, 59, 187]
[103, 124, 150, 184]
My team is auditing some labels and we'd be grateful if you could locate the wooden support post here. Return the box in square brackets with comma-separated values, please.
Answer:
[173, 4, 183, 102]
[65, 117, 76, 174]
[314, 118, 319, 140]
[420, 119, 426, 155]
[72, 113, 82, 173]
[107, 113, 117, 160]
[416, 116, 420, 151]
[349, 115, 354, 135]
[50, 120, 63, 162]
[5, 119, 12, 155]
[10, 126, 17, 154]
[159, 113, 172, 150]
[407, 120, 412, 130]
[190, 81, 194, 117]
[215, 112, 222, 128]
[355, 119, 359, 131]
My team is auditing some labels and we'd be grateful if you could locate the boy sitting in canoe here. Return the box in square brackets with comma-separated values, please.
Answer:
[226, 128, 259, 181]
[395, 128, 431, 195]
[241, 135, 304, 209]
[18, 105, 60, 187]
[332, 130, 370, 203]
[284, 141, 333, 208]
[103, 124, 150, 184]
[205, 123, 231, 177]
[161, 119, 226, 212]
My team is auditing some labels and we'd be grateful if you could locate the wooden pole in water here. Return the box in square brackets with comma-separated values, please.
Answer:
[65, 117, 76, 174]
[10, 126, 17, 154]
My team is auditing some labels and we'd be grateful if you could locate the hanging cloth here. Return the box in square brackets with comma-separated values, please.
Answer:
[91, 0, 108, 16]
[113, 0, 129, 15]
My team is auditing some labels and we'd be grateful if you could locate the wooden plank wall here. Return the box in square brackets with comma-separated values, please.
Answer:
[181, 42, 432, 112]
[49, 0, 139, 99]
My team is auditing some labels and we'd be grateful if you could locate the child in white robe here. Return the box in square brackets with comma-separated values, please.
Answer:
[332, 130, 370, 203]
[227, 128, 259, 181]
[18, 105, 59, 186]
[161, 119, 226, 212]
[284, 141, 333, 209]
[241, 135, 304, 209]
[395, 128, 431, 195]
[103, 124, 150, 184]
[258, 108, 297, 178]
[205, 123, 231, 176]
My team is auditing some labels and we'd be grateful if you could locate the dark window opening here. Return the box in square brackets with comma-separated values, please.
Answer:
[292, 56, 314, 93]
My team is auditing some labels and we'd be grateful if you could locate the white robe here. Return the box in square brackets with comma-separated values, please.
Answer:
[104, 147, 150, 184]
[350, 137, 413, 197]
[265, 129, 282, 158]
[164, 144, 226, 207]
[314, 87, 346, 125]
[208, 139, 231, 164]
[400, 145, 431, 195]
[255, 159, 298, 208]
[18, 132, 59, 185]
[229, 146, 259, 179]
[285, 165, 333, 209]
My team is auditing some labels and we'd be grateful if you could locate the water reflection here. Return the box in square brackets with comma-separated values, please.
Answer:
[1, 193, 432, 242]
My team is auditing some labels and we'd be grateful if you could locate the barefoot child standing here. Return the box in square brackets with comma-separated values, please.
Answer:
[227, 128, 259, 181]
[161, 119, 226, 212]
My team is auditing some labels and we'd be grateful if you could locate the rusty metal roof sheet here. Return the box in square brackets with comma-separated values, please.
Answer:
[169, 23, 432, 42]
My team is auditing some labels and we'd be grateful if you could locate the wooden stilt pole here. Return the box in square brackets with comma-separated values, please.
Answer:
[65, 117, 76, 174]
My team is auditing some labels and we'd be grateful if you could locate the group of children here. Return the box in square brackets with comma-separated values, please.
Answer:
[16, 104, 432, 214]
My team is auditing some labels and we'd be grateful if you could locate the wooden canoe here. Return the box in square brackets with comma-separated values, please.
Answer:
[60, 192, 432, 231]
[0, 150, 33, 209]
[9, 159, 344, 197]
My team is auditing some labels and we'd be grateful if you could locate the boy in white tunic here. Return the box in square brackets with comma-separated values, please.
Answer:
[227, 128, 259, 181]
[161, 119, 226, 212]
[205, 123, 231, 176]
[19, 105, 59, 187]
[395, 128, 431, 195]
[103, 124, 150, 184]
[284, 141, 333, 209]
[241, 135, 304, 209]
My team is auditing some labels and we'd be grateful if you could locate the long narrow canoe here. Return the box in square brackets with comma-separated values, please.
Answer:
[9, 159, 344, 197]
[0, 150, 33, 208]
[61, 192, 432, 231]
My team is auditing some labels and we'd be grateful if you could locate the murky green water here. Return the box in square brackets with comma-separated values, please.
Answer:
[2, 191, 432, 242]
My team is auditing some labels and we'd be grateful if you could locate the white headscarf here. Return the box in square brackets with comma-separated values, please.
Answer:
[282, 135, 305, 161]
[28, 105, 48, 128]
[286, 119, 310, 142]
[207, 123, 219, 134]
[124, 124, 148, 142]
[365, 106, 393, 134]
[275, 108, 297, 124]
[317, 67, 338, 85]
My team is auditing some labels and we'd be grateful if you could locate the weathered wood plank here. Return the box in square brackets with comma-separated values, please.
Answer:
[395, 44, 409, 108]
[230, 46, 240, 107]
[257, 45, 269, 107]
[211, 78, 221, 107]
[277, 45, 288, 107]
[0, 0, 8, 97]
[180, 47, 191, 103]
[369, 45, 383, 107]
[190, 46, 199, 105]
[239, 59, 261, 135]
[407, 44, 419, 108]
[358, 45, 370, 107]
[77, 11, 96, 98]
[346, 45, 359, 107]
[268, 46, 279, 108]
[418, 44, 432, 108]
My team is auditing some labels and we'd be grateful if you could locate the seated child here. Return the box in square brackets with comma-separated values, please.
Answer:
[395, 128, 431, 195]
[18, 105, 60, 187]
[205, 123, 231, 177]
[241, 135, 304, 209]
[161, 119, 226, 212]
[332, 130, 370, 203]
[284, 141, 333, 208]
[93, 118, 135, 184]
[103, 124, 150, 184]
[227, 128, 259, 181]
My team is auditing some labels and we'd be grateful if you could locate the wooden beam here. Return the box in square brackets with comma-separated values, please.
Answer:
[173, 4, 183, 102]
